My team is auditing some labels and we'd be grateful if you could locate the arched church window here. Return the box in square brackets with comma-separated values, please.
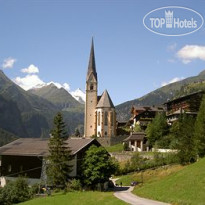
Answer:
[104, 112, 108, 126]
[90, 84, 94, 90]
[98, 112, 100, 126]
[110, 112, 113, 126]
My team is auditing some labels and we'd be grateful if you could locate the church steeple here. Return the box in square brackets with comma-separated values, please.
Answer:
[85, 38, 98, 138]
[86, 38, 97, 82]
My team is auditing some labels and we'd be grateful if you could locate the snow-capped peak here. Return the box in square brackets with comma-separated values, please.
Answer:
[70, 88, 85, 104]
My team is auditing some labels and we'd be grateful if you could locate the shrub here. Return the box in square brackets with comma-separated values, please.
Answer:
[0, 177, 31, 205]
[67, 179, 82, 191]
[123, 142, 129, 151]
[30, 183, 40, 196]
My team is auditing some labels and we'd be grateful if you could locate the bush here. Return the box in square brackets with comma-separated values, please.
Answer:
[30, 183, 40, 196]
[119, 152, 179, 175]
[0, 177, 31, 205]
[67, 179, 82, 191]
[123, 142, 129, 151]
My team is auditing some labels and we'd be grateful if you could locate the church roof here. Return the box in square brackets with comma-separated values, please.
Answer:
[86, 38, 97, 81]
[96, 90, 114, 108]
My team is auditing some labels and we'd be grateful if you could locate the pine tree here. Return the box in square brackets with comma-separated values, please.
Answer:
[74, 128, 80, 137]
[47, 112, 73, 188]
[195, 95, 205, 157]
[146, 112, 169, 147]
[175, 114, 197, 164]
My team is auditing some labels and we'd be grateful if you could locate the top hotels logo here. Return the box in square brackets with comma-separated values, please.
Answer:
[143, 6, 204, 36]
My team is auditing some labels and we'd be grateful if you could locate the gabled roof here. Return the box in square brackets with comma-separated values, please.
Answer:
[96, 90, 114, 108]
[164, 91, 205, 105]
[124, 132, 146, 141]
[0, 138, 100, 157]
[86, 38, 97, 82]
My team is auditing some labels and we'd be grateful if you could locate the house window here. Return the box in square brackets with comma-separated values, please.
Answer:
[104, 112, 108, 126]
[105, 131, 107, 136]
[98, 112, 100, 126]
[131, 140, 135, 145]
[137, 141, 141, 148]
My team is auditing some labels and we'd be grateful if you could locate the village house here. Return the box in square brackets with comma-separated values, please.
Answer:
[130, 106, 165, 130]
[123, 132, 147, 152]
[164, 91, 204, 125]
[0, 138, 101, 187]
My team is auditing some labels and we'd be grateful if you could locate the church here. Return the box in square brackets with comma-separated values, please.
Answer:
[84, 40, 116, 138]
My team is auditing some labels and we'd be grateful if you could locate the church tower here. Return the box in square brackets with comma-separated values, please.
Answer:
[84, 39, 98, 138]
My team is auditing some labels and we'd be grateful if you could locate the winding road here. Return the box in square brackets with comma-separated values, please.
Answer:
[112, 179, 170, 205]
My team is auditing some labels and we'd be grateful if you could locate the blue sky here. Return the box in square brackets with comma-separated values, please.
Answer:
[0, 0, 205, 105]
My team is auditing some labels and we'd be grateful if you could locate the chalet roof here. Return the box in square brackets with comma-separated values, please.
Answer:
[164, 91, 205, 105]
[134, 106, 165, 112]
[124, 132, 146, 141]
[96, 90, 114, 108]
[86, 38, 97, 82]
[0, 138, 99, 157]
[167, 109, 198, 116]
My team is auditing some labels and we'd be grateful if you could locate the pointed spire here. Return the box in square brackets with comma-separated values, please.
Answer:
[96, 90, 115, 108]
[86, 38, 97, 81]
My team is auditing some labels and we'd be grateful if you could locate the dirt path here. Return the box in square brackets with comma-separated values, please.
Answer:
[112, 178, 170, 205]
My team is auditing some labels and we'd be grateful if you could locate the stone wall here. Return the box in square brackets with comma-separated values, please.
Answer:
[97, 135, 128, 147]
[110, 152, 133, 162]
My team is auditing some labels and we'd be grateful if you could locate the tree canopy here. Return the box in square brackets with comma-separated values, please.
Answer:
[81, 145, 118, 189]
[146, 112, 169, 147]
[173, 114, 197, 164]
[195, 95, 205, 157]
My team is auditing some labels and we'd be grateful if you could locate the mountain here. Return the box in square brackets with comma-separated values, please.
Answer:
[0, 94, 27, 138]
[0, 70, 84, 139]
[70, 88, 86, 104]
[0, 128, 18, 146]
[29, 84, 83, 110]
[116, 70, 205, 121]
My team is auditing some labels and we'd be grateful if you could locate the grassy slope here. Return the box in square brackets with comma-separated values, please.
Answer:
[116, 165, 184, 186]
[133, 158, 205, 205]
[20, 191, 126, 205]
[105, 143, 124, 152]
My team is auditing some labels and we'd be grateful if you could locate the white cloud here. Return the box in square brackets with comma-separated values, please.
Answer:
[14, 65, 75, 99]
[13, 74, 45, 90]
[161, 77, 184, 87]
[177, 45, 205, 64]
[21, 64, 39, 74]
[2, 57, 16, 69]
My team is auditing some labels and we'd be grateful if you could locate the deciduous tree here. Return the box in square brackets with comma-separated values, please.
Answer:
[81, 145, 118, 189]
